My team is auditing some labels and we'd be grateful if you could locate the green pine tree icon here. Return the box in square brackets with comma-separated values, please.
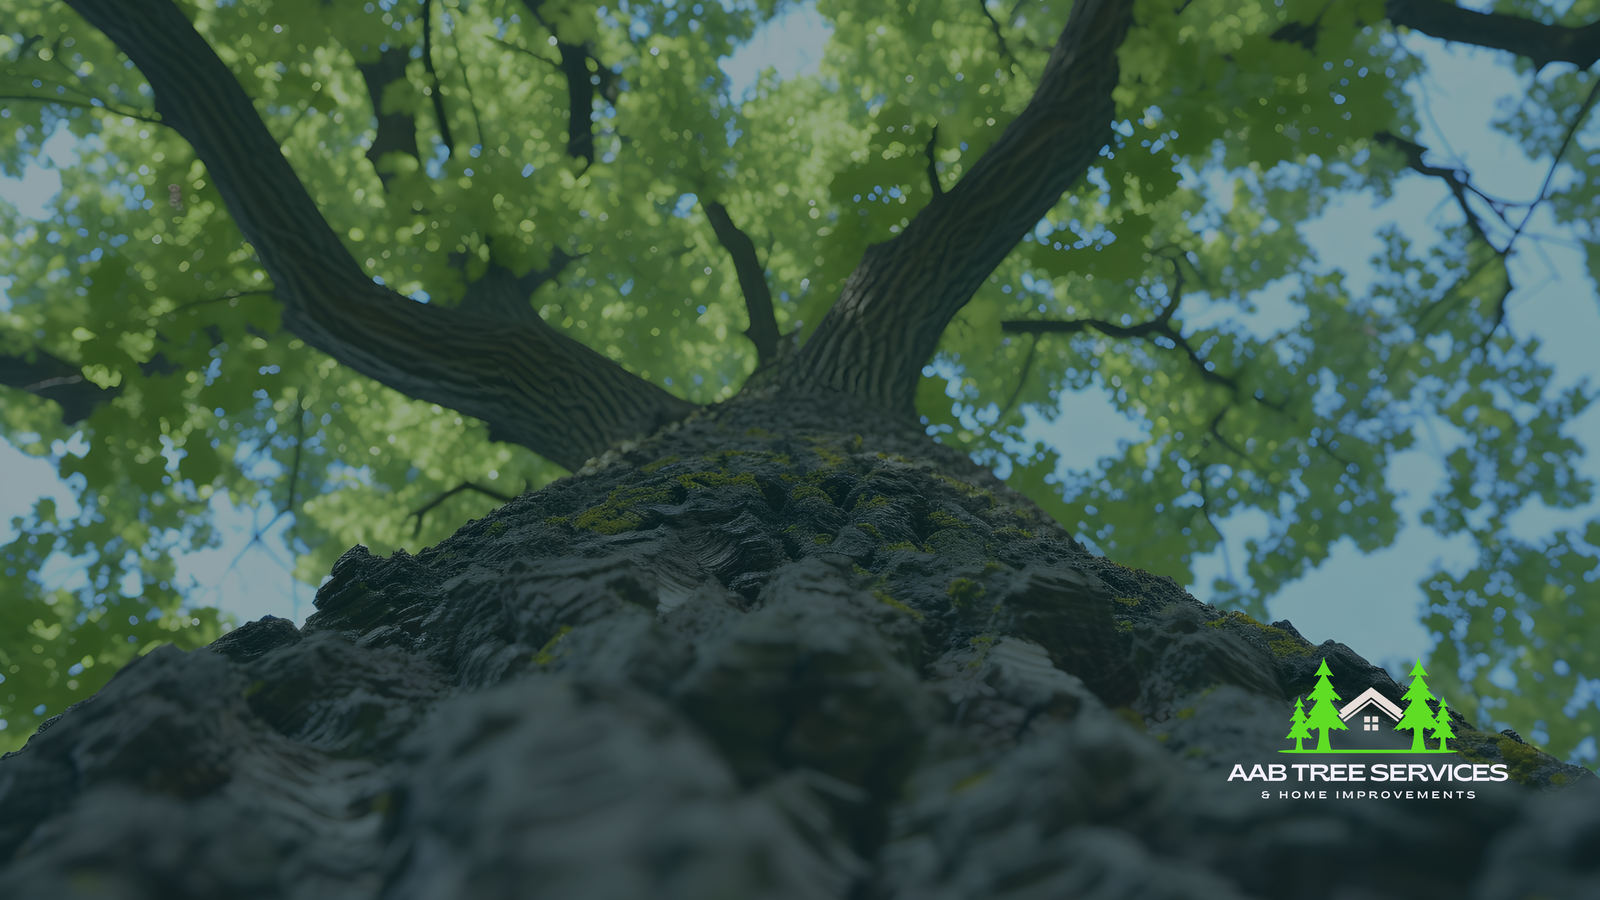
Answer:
[1395, 657, 1438, 751]
[1305, 658, 1347, 751]
[1286, 695, 1313, 752]
[1431, 696, 1456, 752]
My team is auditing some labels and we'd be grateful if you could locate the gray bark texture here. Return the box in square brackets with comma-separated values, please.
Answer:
[1, 391, 1596, 899]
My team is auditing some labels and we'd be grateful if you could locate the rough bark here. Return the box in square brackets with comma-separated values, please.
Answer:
[1, 398, 1594, 899]
[62, 0, 697, 472]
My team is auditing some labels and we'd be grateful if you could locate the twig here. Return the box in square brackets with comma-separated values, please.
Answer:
[408, 481, 516, 536]
[1506, 75, 1600, 251]
[444, 11, 487, 149]
[489, 36, 562, 68]
[169, 289, 277, 314]
[0, 94, 162, 124]
[998, 331, 1038, 417]
[977, 0, 1020, 71]
[423, 0, 456, 155]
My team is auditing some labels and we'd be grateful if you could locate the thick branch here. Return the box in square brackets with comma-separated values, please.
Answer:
[787, 0, 1136, 412]
[924, 124, 944, 199]
[65, 0, 697, 472]
[0, 345, 121, 423]
[703, 201, 780, 366]
[1386, 0, 1600, 69]
[355, 47, 420, 189]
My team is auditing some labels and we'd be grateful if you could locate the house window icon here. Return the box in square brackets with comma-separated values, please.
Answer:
[1364, 715, 1378, 732]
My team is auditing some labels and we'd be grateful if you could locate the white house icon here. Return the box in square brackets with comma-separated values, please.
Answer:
[1338, 687, 1405, 732]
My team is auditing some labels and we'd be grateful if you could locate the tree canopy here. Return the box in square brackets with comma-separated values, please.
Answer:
[1, 0, 1598, 760]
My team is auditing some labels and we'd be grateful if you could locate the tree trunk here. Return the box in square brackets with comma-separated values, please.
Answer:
[1, 392, 1594, 899]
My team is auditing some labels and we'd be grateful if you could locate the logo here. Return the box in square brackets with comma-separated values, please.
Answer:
[1224, 656, 1510, 797]
[1283, 657, 1455, 754]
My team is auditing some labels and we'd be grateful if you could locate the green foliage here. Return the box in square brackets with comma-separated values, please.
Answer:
[0, 0, 1595, 759]
[1424, 524, 1600, 762]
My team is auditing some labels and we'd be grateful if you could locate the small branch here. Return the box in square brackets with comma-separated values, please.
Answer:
[444, 13, 487, 149]
[0, 94, 162, 125]
[281, 409, 305, 525]
[422, 0, 455, 156]
[924, 123, 944, 199]
[1386, 0, 1600, 70]
[1374, 131, 1497, 246]
[518, 0, 610, 164]
[169, 289, 277, 314]
[489, 36, 562, 69]
[0, 344, 121, 423]
[704, 200, 781, 366]
[408, 481, 516, 537]
[1507, 76, 1600, 251]
[1205, 406, 1248, 460]
[997, 332, 1037, 417]
[1002, 316, 1239, 391]
[1002, 265, 1237, 391]
[355, 46, 421, 190]
[978, 0, 1019, 68]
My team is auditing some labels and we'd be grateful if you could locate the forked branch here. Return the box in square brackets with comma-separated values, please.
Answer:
[788, 0, 1137, 413]
[66, 0, 697, 472]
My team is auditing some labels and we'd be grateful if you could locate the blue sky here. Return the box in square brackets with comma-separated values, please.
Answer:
[4, 8, 1597, 689]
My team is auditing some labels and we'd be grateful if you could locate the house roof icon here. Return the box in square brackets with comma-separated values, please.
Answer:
[1338, 687, 1404, 723]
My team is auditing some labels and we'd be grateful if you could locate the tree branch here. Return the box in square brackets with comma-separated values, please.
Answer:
[978, 0, 1020, 69]
[924, 123, 944, 199]
[786, 0, 1136, 413]
[421, 0, 455, 156]
[0, 344, 121, 423]
[65, 0, 697, 472]
[1386, 0, 1600, 70]
[703, 201, 781, 366]
[1000, 314, 1238, 390]
[1374, 131, 1497, 246]
[518, 1, 618, 165]
[408, 481, 517, 537]
[355, 46, 420, 190]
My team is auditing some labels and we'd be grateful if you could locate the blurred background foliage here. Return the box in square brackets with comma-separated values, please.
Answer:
[1, 0, 1597, 762]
